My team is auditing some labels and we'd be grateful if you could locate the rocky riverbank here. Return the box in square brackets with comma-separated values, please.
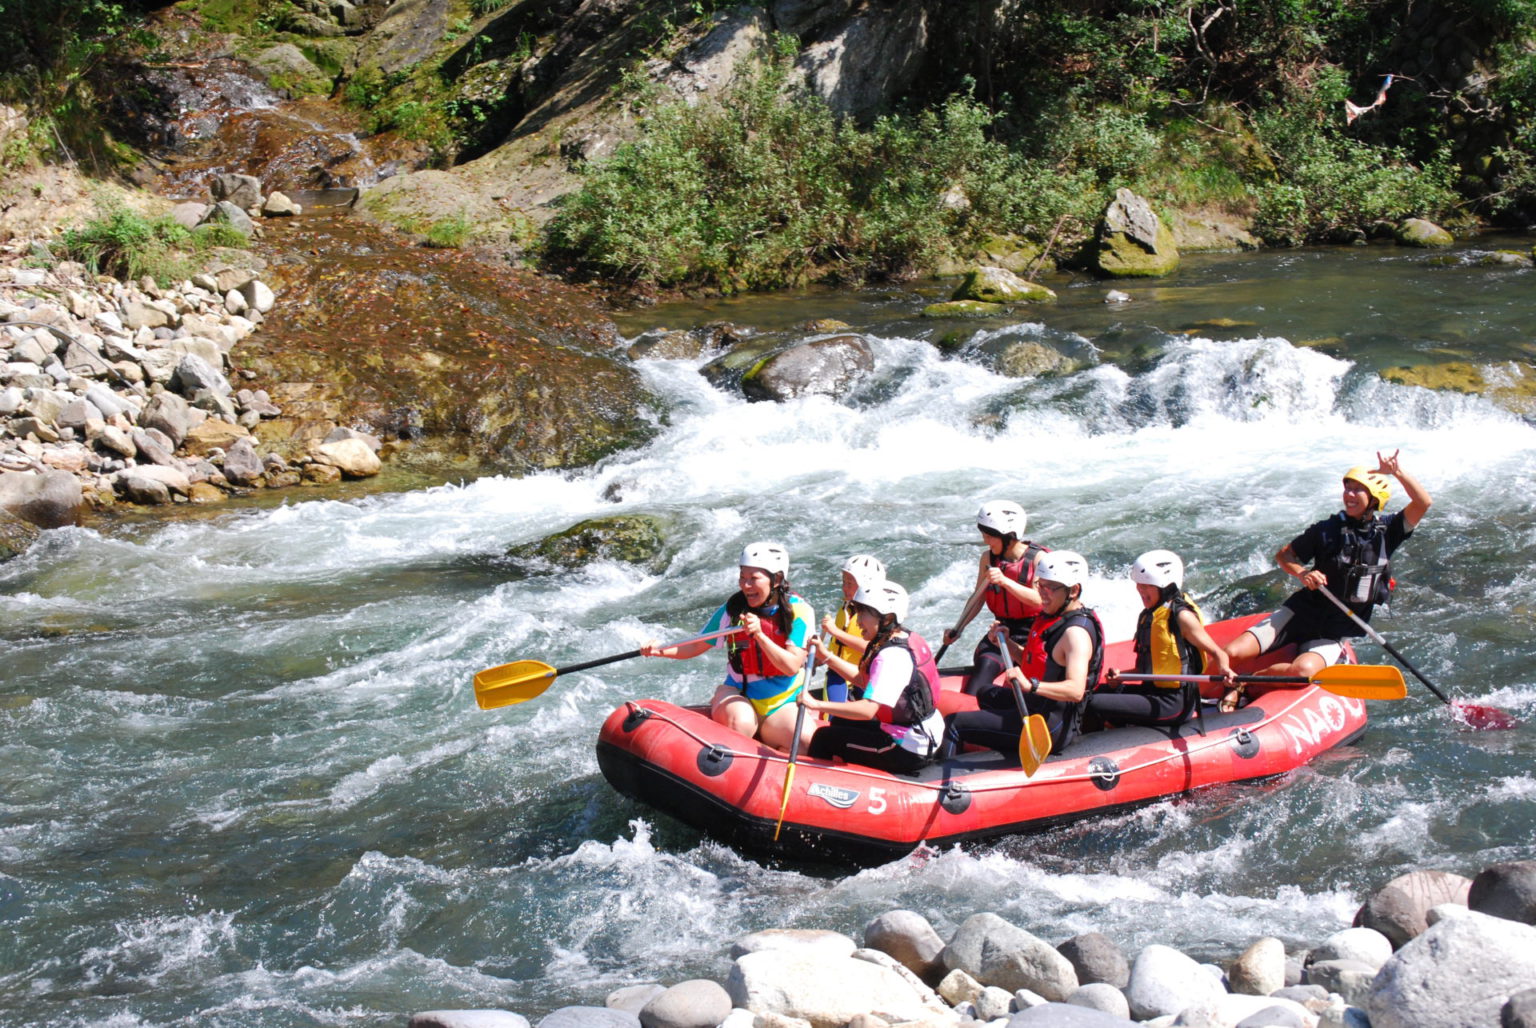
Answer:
[405, 861, 1536, 1028]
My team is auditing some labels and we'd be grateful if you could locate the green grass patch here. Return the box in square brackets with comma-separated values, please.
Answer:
[424, 213, 472, 248]
[50, 199, 251, 285]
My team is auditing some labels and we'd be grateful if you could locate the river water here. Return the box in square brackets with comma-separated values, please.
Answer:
[4, 241, 1536, 1027]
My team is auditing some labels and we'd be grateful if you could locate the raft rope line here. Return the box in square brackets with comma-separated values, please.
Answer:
[629, 688, 1326, 798]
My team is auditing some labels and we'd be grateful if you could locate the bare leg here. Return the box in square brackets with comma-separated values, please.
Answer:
[710, 687, 759, 738]
[757, 703, 807, 751]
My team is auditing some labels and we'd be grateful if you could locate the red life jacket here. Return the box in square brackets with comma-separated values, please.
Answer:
[725, 593, 798, 677]
[985, 542, 1046, 622]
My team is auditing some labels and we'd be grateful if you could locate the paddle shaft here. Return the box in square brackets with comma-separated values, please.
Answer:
[774, 636, 818, 842]
[554, 627, 742, 677]
[1317, 586, 1453, 705]
[1119, 672, 1326, 686]
[994, 626, 1030, 717]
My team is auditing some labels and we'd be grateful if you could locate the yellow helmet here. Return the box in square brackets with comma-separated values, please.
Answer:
[1343, 467, 1391, 509]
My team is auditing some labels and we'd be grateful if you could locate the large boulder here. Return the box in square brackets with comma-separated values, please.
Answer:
[1354, 869, 1472, 948]
[408, 1012, 530, 1028]
[536, 1008, 637, 1028]
[1368, 908, 1536, 1028]
[1308, 927, 1393, 970]
[1468, 861, 1536, 925]
[941, 912, 1079, 1002]
[1124, 944, 1226, 1021]
[951, 266, 1056, 304]
[739, 334, 873, 402]
[1094, 189, 1180, 278]
[312, 437, 382, 478]
[0, 469, 83, 528]
[726, 949, 950, 1028]
[864, 909, 946, 983]
[1396, 218, 1454, 247]
[506, 514, 669, 573]
[788, 2, 928, 121]
[210, 173, 262, 210]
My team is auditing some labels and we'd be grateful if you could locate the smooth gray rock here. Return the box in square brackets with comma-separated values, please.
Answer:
[1309, 927, 1392, 971]
[131, 427, 176, 466]
[726, 948, 940, 1027]
[864, 909, 946, 982]
[221, 436, 265, 486]
[976, 985, 1014, 1020]
[606, 984, 665, 1015]
[1006, 1002, 1137, 1027]
[201, 200, 255, 237]
[536, 1008, 638, 1028]
[142, 392, 196, 446]
[739, 334, 873, 402]
[409, 1013, 530, 1028]
[172, 353, 231, 398]
[84, 384, 130, 419]
[639, 979, 732, 1028]
[942, 912, 1079, 1001]
[171, 201, 210, 229]
[729, 928, 856, 961]
[1124, 944, 1225, 1022]
[1229, 937, 1286, 996]
[210, 172, 262, 210]
[1235, 1004, 1306, 1028]
[1354, 869, 1472, 948]
[55, 398, 103, 431]
[1271, 985, 1327, 1004]
[114, 468, 171, 505]
[1469, 860, 1536, 925]
[1065, 983, 1129, 1019]
[0, 468, 82, 527]
[1505, 986, 1536, 1028]
[1057, 933, 1129, 989]
[1368, 908, 1536, 1028]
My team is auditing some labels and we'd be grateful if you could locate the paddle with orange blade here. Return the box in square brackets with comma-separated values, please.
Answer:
[1116, 663, 1407, 700]
[1318, 586, 1518, 729]
[993, 627, 1050, 776]
[473, 627, 741, 710]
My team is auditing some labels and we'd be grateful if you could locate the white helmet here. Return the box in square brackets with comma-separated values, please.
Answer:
[841, 554, 886, 591]
[852, 580, 908, 622]
[1130, 549, 1183, 590]
[976, 500, 1026, 538]
[738, 541, 789, 578]
[1037, 550, 1088, 590]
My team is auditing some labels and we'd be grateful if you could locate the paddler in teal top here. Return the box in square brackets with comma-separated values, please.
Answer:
[641, 541, 815, 751]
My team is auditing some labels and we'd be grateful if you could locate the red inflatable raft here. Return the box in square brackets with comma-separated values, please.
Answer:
[595, 613, 1367, 864]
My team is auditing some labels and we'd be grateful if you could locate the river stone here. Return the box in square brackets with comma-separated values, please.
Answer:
[1228, 937, 1285, 995]
[729, 929, 856, 961]
[1006, 1002, 1138, 1026]
[0, 386, 21, 414]
[1124, 944, 1226, 1021]
[605, 985, 665, 1015]
[508, 514, 669, 573]
[1505, 987, 1536, 1028]
[122, 299, 173, 331]
[173, 353, 231, 398]
[0, 508, 40, 562]
[1367, 908, 1536, 1028]
[171, 201, 210, 229]
[1354, 869, 1472, 948]
[1318, 1000, 1370, 1028]
[1305, 959, 1376, 1008]
[222, 437, 265, 486]
[536, 1008, 638, 1028]
[132, 427, 177, 467]
[1272, 984, 1327, 1005]
[1395, 218, 1454, 247]
[951, 266, 1056, 304]
[55, 398, 102, 431]
[141, 392, 198, 447]
[627, 328, 705, 360]
[1309, 927, 1392, 970]
[864, 909, 946, 983]
[84, 384, 130, 420]
[239, 278, 276, 313]
[202, 200, 256, 237]
[1066, 983, 1129, 1019]
[1095, 189, 1180, 278]
[302, 462, 341, 485]
[408, 1013, 529, 1028]
[113, 467, 171, 504]
[1468, 860, 1536, 925]
[182, 418, 251, 457]
[1057, 933, 1129, 990]
[941, 912, 1079, 1002]
[726, 949, 941, 1028]
[312, 437, 381, 478]
[740, 334, 873, 402]
[210, 173, 262, 210]
[937, 967, 984, 1006]
[996, 340, 1078, 379]
[0, 468, 82, 527]
[1234, 1003, 1307, 1028]
[261, 192, 299, 217]
[639, 979, 732, 1028]
[922, 299, 1007, 318]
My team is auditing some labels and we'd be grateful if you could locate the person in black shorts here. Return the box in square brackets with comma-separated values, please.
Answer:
[1220, 450, 1432, 711]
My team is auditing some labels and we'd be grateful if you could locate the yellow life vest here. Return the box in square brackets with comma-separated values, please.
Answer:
[1134, 594, 1205, 681]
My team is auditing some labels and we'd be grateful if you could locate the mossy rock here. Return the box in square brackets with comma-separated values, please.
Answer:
[933, 328, 975, 353]
[951, 266, 1056, 304]
[0, 509, 40, 563]
[507, 514, 670, 572]
[922, 300, 1008, 319]
[801, 318, 852, 333]
[1476, 251, 1534, 268]
[1395, 218, 1454, 248]
[995, 341, 1079, 379]
[1383, 360, 1536, 416]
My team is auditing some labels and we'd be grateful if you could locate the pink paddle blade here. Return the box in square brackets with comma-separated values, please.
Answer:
[1452, 701, 1520, 731]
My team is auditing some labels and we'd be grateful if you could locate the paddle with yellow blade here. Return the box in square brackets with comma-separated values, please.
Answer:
[473, 627, 741, 710]
[773, 634, 821, 842]
[1114, 663, 1407, 700]
[993, 627, 1051, 777]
